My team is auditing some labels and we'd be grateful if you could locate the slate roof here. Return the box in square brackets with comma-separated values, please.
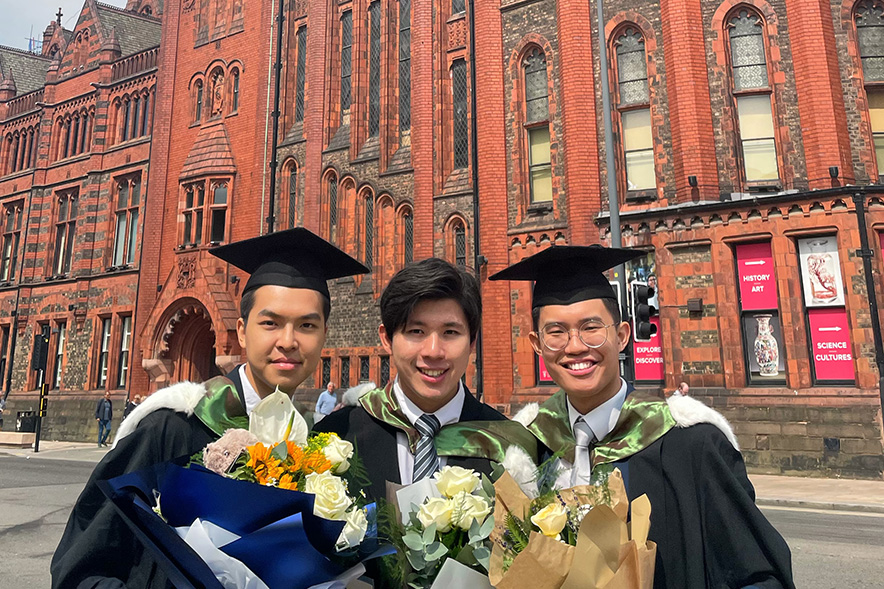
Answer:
[180, 123, 237, 180]
[0, 46, 51, 95]
[94, 2, 161, 57]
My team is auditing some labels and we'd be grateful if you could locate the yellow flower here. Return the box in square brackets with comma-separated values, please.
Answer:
[530, 503, 568, 538]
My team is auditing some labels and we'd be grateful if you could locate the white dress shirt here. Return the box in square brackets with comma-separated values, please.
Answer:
[393, 378, 466, 485]
[555, 378, 629, 488]
[239, 364, 262, 415]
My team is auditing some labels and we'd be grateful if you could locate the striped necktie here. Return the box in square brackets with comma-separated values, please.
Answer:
[572, 417, 596, 486]
[413, 413, 442, 482]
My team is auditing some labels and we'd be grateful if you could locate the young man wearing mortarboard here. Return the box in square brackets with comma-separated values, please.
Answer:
[490, 245, 794, 589]
[51, 228, 368, 589]
[312, 257, 535, 502]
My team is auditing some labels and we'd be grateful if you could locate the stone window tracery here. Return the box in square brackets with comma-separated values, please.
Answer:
[451, 59, 469, 170]
[726, 9, 779, 184]
[399, 0, 411, 136]
[613, 28, 654, 194]
[113, 175, 141, 267]
[523, 48, 552, 203]
[368, 1, 382, 138]
[53, 190, 78, 276]
[0, 202, 23, 283]
[295, 27, 307, 122]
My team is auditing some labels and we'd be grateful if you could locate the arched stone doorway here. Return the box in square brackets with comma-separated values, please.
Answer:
[161, 303, 222, 384]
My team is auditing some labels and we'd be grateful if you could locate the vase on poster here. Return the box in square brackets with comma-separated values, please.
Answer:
[753, 314, 779, 377]
[806, 239, 839, 304]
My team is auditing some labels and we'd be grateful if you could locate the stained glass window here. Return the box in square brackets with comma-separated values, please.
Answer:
[454, 222, 466, 266]
[340, 356, 350, 388]
[328, 176, 338, 242]
[368, 2, 381, 137]
[322, 357, 331, 387]
[295, 27, 307, 122]
[288, 164, 297, 228]
[452, 60, 469, 169]
[399, 0, 411, 134]
[341, 12, 352, 113]
[615, 29, 648, 106]
[524, 49, 549, 123]
[360, 356, 370, 382]
[403, 210, 413, 264]
[729, 10, 768, 91]
[380, 356, 390, 386]
[364, 195, 374, 269]
[857, 2, 884, 82]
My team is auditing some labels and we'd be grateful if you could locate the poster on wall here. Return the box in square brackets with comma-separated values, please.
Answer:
[537, 355, 554, 385]
[735, 242, 778, 310]
[633, 316, 664, 381]
[807, 307, 855, 382]
[741, 312, 787, 384]
[797, 236, 845, 308]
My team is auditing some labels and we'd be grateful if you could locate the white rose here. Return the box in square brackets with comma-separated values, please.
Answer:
[336, 507, 368, 551]
[530, 503, 568, 538]
[322, 434, 354, 474]
[416, 497, 454, 533]
[451, 491, 492, 531]
[433, 465, 480, 498]
[305, 471, 353, 520]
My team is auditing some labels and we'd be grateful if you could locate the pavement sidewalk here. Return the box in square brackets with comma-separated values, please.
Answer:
[3, 441, 883, 513]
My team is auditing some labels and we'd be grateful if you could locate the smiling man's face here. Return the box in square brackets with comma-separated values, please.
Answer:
[380, 298, 475, 414]
[236, 285, 327, 398]
[529, 298, 630, 415]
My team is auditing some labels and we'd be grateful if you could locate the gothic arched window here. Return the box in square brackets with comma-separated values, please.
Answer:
[614, 28, 654, 193]
[856, 1, 884, 177]
[727, 9, 778, 184]
[524, 48, 552, 203]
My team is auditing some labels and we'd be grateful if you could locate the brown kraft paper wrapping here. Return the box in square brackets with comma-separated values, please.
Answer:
[491, 469, 656, 589]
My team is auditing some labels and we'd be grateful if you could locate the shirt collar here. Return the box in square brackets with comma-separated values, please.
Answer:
[393, 378, 466, 428]
[566, 378, 628, 442]
[239, 364, 262, 415]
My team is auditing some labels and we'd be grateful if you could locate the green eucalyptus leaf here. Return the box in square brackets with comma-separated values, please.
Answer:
[425, 541, 448, 561]
[422, 522, 437, 544]
[474, 546, 491, 571]
[402, 532, 425, 551]
[406, 550, 426, 571]
[479, 515, 495, 539]
[455, 543, 478, 566]
[481, 474, 496, 498]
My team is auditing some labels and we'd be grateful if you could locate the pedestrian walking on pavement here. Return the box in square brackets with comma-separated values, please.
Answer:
[95, 391, 113, 447]
[314, 381, 337, 422]
[122, 395, 141, 421]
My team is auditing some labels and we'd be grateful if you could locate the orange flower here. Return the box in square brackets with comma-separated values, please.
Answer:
[247, 443, 284, 485]
[302, 449, 332, 474]
[278, 473, 298, 491]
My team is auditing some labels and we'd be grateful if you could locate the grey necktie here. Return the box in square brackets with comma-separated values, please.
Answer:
[413, 413, 442, 482]
[572, 417, 596, 486]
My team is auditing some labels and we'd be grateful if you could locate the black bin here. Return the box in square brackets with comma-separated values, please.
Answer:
[16, 411, 36, 433]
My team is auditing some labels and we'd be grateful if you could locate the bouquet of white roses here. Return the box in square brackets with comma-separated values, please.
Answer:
[100, 390, 388, 589]
[390, 465, 495, 589]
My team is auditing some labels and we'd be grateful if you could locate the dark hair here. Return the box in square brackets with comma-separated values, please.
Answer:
[240, 287, 331, 323]
[380, 258, 482, 342]
[531, 297, 622, 331]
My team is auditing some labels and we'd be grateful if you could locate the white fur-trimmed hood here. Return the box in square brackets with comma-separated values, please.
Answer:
[666, 394, 739, 450]
[112, 381, 208, 448]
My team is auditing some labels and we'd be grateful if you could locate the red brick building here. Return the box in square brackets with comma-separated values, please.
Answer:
[4, 0, 884, 477]
[0, 0, 160, 440]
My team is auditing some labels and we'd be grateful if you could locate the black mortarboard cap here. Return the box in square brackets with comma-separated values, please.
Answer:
[209, 228, 369, 298]
[488, 245, 643, 308]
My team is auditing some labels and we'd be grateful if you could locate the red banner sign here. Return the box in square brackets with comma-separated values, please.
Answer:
[634, 317, 664, 381]
[736, 242, 778, 310]
[538, 356, 553, 384]
[807, 308, 855, 382]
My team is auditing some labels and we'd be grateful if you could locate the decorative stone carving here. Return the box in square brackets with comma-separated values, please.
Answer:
[177, 255, 197, 289]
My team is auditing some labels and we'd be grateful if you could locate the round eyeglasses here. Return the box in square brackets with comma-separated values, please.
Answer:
[535, 320, 616, 352]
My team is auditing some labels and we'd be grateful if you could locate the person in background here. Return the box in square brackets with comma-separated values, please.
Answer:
[673, 382, 689, 397]
[122, 395, 142, 420]
[94, 391, 113, 447]
[314, 381, 337, 422]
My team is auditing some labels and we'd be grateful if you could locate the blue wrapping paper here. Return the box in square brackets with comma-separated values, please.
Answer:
[98, 461, 393, 589]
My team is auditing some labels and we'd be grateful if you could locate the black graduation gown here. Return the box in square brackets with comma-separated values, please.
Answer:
[50, 370, 248, 589]
[311, 386, 507, 502]
[624, 423, 794, 589]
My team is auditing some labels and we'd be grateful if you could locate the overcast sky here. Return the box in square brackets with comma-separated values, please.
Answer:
[1, 0, 128, 53]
